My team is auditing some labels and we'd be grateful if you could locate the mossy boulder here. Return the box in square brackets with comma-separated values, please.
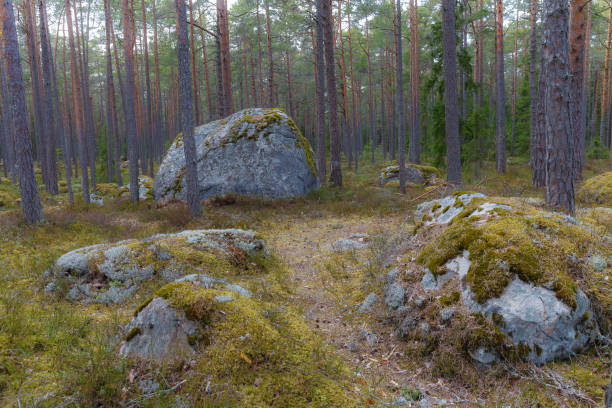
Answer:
[577, 171, 612, 206]
[379, 164, 441, 187]
[410, 195, 611, 365]
[117, 175, 154, 201]
[153, 108, 319, 203]
[50, 229, 267, 304]
[120, 279, 355, 407]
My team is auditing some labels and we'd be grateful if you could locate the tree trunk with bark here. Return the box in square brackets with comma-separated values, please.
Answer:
[321, 0, 341, 186]
[408, 0, 420, 164]
[314, 0, 326, 182]
[395, 0, 406, 193]
[543, 0, 575, 214]
[569, 0, 586, 180]
[495, 0, 506, 173]
[122, 0, 139, 202]
[442, 0, 461, 185]
[0, 0, 43, 222]
[176, 0, 202, 216]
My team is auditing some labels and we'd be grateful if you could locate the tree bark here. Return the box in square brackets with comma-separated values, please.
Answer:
[529, 0, 538, 172]
[442, 0, 461, 185]
[569, 0, 586, 179]
[314, 3, 326, 182]
[408, 0, 420, 164]
[543, 0, 575, 214]
[321, 0, 341, 186]
[265, 0, 274, 106]
[176, 0, 202, 216]
[495, 0, 506, 173]
[0, 0, 43, 222]
[395, 0, 406, 193]
[122, 0, 139, 202]
[599, 8, 612, 145]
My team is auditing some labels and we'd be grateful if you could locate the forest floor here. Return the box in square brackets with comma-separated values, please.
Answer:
[0, 156, 610, 407]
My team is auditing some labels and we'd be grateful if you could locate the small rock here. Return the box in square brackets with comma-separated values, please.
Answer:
[397, 315, 416, 338]
[358, 293, 377, 313]
[387, 268, 399, 284]
[590, 255, 607, 272]
[605, 370, 612, 408]
[44, 280, 58, 293]
[418, 322, 430, 334]
[214, 295, 235, 303]
[332, 238, 368, 252]
[421, 269, 437, 290]
[138, 379, 160, 394]
[412, 295, 426, 308]
[41, 269, 51, 279]
[359, 329, 377, 346]
[469, 346, 498, 365]
[346, 341, 360, 352]
[390, 396, 410, 406]
[440, 307, 454, 323]
[384, 283, 405, 309]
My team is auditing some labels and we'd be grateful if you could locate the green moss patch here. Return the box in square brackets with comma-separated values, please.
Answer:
[577, 171, 612, 206]
[133, 281, 355, 407]
[417, 198, 609, 311]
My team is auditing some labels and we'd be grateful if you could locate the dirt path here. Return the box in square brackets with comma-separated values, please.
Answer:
[264, 214, 471, 406]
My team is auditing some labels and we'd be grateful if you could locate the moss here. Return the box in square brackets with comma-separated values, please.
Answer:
[439, 291, 460, 306]
[140, 281, 355, 407]
[577, 171, 612, 206]
[491, 312, 505, 328]
[417, 198, 608, 309]
[408, 164, 441, 178]
[441, 205, 450, 214]
[517, 342, 531, 359]
[125, 327, 141, 341]
[431, 203, 441, 212]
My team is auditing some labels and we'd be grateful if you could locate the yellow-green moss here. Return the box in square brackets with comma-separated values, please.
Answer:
[577, 171, 612, 206]
[125, 327, 141, 341]
[439, 291, 460, 306]
[417, 198, 608, 309]
[137, 281, 355, 407]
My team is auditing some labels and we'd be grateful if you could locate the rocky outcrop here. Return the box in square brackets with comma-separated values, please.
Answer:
[153, 108, 319, 203]
[120, 274, 251, 362]
[48, 229, 265, 304]
[378, 164, 441, 187]
[409, 195, 610, 365]
[577, 171, 612, 207]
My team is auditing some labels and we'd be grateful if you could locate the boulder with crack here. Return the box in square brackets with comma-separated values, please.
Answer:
[49, 229, 266, 304]
[410, 195, 611, 365]
[153, 108, 319, 203]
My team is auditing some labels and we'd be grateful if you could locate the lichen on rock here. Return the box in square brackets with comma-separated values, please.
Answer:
[50, 229, 267, 304]
[153, 108, 319, 203]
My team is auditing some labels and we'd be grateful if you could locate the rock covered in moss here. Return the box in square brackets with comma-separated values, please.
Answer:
[51, 229, 266, 304]
[120, 279, 355, 406]
[120, 297, 200, 362]
[118, 175, 154, 201]
[577, 171, 612, 206]
[378, 164, 441, 187]
[411, 195, 611, 365]
[153, 108, 319, 203]
[415, 192, 490, 225]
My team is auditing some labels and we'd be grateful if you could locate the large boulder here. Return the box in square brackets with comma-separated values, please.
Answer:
[407, 194, 611, 365]
[153, 108, 319, 203]
[379, 164, 441, 187]
[48, 229, 266, 304]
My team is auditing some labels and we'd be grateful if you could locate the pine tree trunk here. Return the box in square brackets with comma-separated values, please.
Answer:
[122, 0, 139, 202]
[599, 8, 612, 145]
[529, 0, 538, 171]
[495, 0, 506, 173]
[176, 0, 202, 216]
[265, 0, 274, 106]
[65, 0, 90, 203]
[408, 0, 420, 164]
[395, 0, 406, 193]
[1, 0, 43, 222]
[347, 1, 358, 172]
[199, 13, 213, 122]
[543, 0, 575, 214]
[103, 0, 121, 185]
[511, 7, 518, 157]
[569, 0, 586, 179]
[321, 0, 341, 186]
[314, 0, 326, 182]
[38, 0, 58, 194]
[442, 0, 461, 185]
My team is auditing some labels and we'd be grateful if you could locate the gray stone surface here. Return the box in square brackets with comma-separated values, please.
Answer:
[52, 229, 263, 304]
[414, 193, 487, 225]
[440, 307, 454, 323]
[384, 283, 405, 309]
[359, 292, 377, 313]
[331, 233, 370, 252]
[118, 175, 154, 200]
[379, 165, 425, 186]
[469, 347, 498, 365]
[462, 274, 595, 364]
[119, 297, 199, 362]
[605, 371, 612, 408]
[590, 255, 607, 272]
[153, 108, 319, 202]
